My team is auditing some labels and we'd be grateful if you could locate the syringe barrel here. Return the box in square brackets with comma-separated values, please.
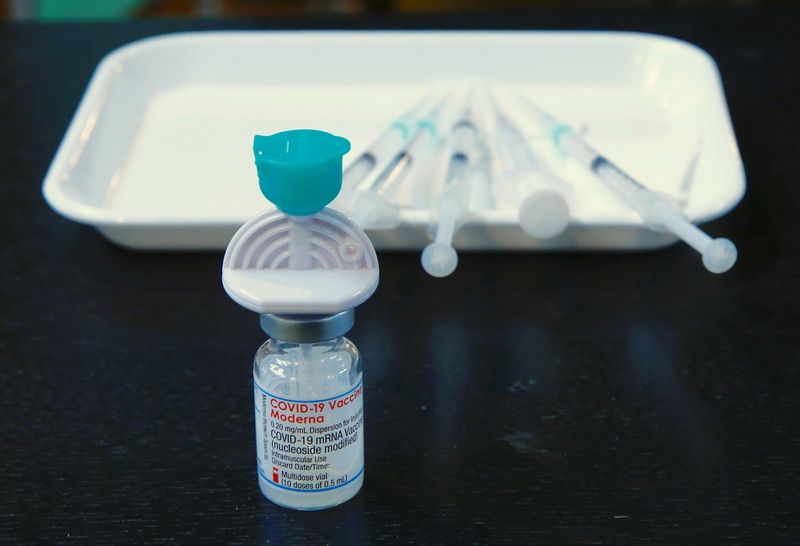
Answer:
[407, 124, 439, 156]
[445, 122, 480, 183]
[394, 126, 441, 197]
[450, 122, 480, 156]
[342, 125, 409, 191]
[554, 128, 599, 170]
[369, 98, 447, 200]
[366, 151, 412, 195]
[365, 120, 438, 196]
[445, 153, 470, 185]
[371, 123, 411, 160]
[495, 118, 538, 173]
[556, 129, 645, 205]
[342, 154, 377, 191]
[591, 158, 648, 208]
[468, 161, 494, 210]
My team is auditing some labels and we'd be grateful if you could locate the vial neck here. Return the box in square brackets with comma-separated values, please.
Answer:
[268, 337, 345, 352]
[259, 311, 354, 344]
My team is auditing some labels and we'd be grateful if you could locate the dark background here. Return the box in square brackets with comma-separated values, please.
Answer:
[1, 8, 799, 545]
[0, 0, 795, 21]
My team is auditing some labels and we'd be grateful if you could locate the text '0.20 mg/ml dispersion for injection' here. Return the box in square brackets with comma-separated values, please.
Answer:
[222, 129, 379, 510]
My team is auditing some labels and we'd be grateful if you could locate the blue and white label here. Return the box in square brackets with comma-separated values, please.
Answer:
[254, 379, 364, 493]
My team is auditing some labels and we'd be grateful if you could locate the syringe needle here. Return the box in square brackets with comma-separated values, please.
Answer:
[520, 96, 737, 273]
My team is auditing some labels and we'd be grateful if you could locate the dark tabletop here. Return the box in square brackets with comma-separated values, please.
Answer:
[1, 10, 798, 545]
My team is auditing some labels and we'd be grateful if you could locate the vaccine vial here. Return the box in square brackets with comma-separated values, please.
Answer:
[222, 130, 378, 510]
[253, 312, 364, 510]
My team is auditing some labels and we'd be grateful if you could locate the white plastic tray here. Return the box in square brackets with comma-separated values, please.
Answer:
[42, 31, 745, 251]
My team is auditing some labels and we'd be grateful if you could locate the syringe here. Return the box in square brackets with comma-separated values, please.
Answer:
[421, 104, 491, 278]
[350, 94, 451, 229]
[519, 96, 737, 274]
[341, 93, 434, 198]
[492, 99, 573, 239]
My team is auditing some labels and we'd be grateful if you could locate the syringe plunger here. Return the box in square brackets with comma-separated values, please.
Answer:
[421, 243, 459, 278]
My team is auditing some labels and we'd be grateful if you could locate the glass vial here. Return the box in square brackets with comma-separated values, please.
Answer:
[253, 334, 364, 510]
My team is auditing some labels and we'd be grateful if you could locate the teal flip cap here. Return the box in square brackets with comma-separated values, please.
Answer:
[253, 130, 351, 216]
